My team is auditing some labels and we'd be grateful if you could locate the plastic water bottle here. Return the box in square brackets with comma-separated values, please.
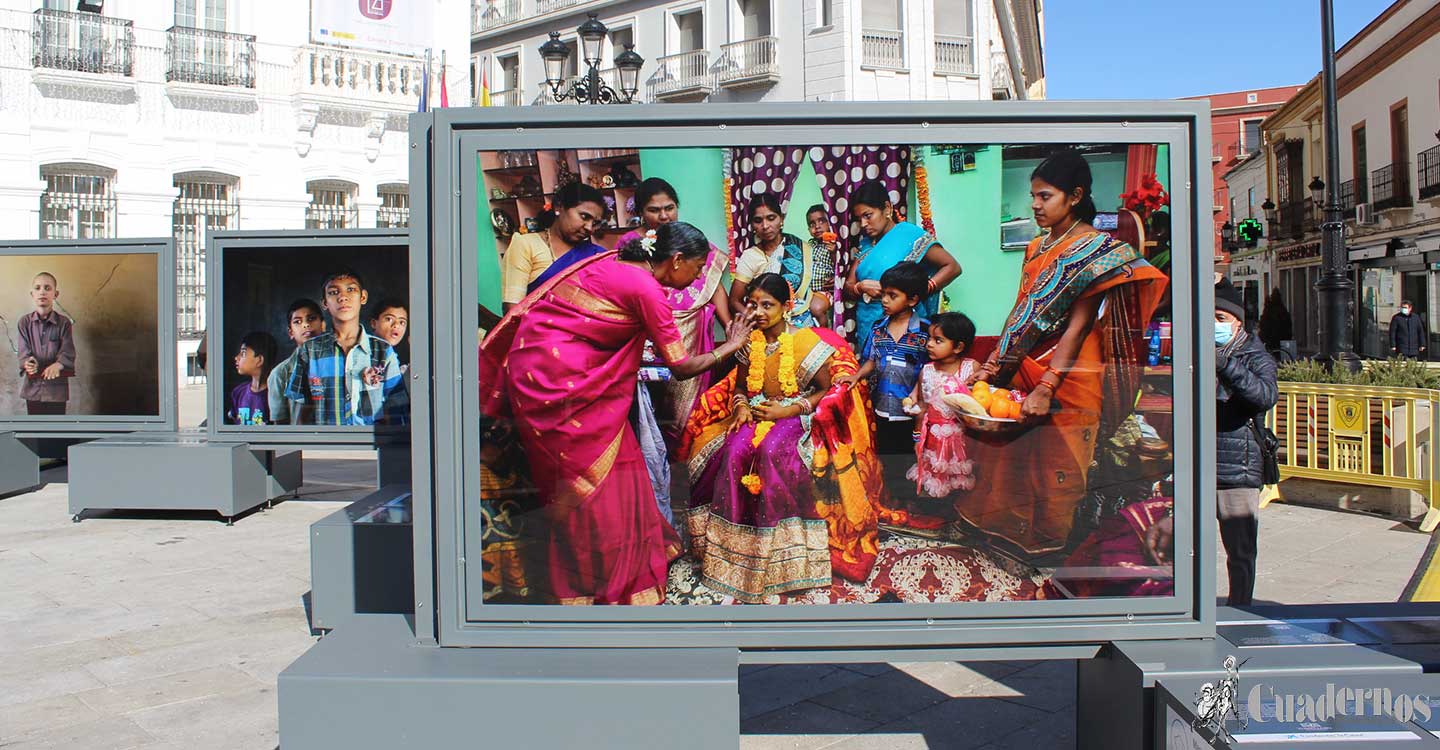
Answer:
[1147, 325, 1161, 366]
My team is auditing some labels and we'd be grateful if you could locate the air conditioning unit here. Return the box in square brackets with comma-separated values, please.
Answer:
[1356, 203, 1379, 225]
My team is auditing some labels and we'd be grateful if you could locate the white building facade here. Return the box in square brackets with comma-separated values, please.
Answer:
[469, 0, 1044, 107]
[1221, 150, 1272, 321]
[0, 0, 470, 375]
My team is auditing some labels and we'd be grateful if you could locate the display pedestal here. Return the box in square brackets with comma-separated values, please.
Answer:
[309, 486, 413, 631]
[279, 614, 740, 750]
[1078, 604, 1434, 750]
[0, 432, 40, 497]
[68, 436, 303, 523]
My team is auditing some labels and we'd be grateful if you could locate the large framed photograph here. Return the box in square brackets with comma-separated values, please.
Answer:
[418, 102, 1213, 649]
[206, 229, 410, 446]
[0, 238, 175, 435]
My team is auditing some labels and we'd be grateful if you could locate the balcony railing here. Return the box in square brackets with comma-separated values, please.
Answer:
[537, 0, 584, 13]
[933, 34, 975, 75]
[716, 36, 779, 87]
[488, 87, 523, 106]
[1372, 162, 1414, 212]
[295, 44, 427, 111]
[1420, 145, 1440, 201]
[166, 26, 255, 88]
[1277, 199, 1310, 240]
[1339, 179, 1357, 214]
[861, 28, 904, 69]
[32, 8, 134, 77]
[474, 0, 521, 32]
[648, 50, 712, 100]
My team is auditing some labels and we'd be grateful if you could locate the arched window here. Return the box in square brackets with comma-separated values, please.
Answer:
[306, 179, 358, 229]
[39, 163, 116, 240]
[173, 171, 239, 337]
[377, 183, 409, 228]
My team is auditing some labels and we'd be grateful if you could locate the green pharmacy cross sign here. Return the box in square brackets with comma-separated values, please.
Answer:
[1236, 217, 1264, 247]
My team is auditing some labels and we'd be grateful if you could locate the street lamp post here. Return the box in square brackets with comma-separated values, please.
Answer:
[1315, 0, 1360, 371]
[539, 13, 643, 105]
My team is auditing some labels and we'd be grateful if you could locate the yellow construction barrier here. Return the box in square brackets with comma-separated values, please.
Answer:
[1271, 381, 1440, 533]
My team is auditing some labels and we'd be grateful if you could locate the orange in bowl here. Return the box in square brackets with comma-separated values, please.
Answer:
[988, 399, 1010, 419]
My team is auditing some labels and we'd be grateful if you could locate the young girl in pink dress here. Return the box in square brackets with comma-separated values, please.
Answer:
[905, 312, 980, 498]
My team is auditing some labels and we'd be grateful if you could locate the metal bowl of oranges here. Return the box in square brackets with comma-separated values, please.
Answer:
[943, 381, 1026, 433]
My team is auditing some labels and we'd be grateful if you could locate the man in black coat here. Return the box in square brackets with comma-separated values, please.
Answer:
[1212, 276, 1278, 606]
[1390, 300, 1428, 359]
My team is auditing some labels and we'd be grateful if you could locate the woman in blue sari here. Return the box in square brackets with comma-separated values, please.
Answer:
[842, 180, 962, 352]
[525, 182, 609, 294]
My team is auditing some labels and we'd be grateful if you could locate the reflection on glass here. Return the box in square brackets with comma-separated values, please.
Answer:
[0, 253, 160, 417]
[477, 143, 1178, 605]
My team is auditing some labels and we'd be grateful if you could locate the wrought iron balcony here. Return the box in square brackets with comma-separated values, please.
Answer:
[1277, 199, 1310, 240]
[933, 34, 975, 75]
[294, 44, 428, 112]
[1372, 162, 1413, 212]
[474, 0, 521, 33]
[1420, 145, 1440, 202]
[31, 8, 134, 77]
[861, 28, 904, 69]
[716, 36, 779, 88]
[1339, 179, 1357, 214]
[648, 50, 712, 101]
[537, 0, 584, 13]
[166, 26, 255, 88]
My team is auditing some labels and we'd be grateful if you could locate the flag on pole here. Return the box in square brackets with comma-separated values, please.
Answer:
[439, 49, 450, 108]
[479, 61, 492, 107]
[418, 50, 431, 113]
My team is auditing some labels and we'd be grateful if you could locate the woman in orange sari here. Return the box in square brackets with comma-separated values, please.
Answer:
[480, 222, 754, 605]
[961, 149, 1167, 558]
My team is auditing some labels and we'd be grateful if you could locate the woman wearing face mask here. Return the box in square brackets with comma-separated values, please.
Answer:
[498, 182, 608, 312]
[1390, 299, 1428, 360]
[1213, 275, 1278, 606]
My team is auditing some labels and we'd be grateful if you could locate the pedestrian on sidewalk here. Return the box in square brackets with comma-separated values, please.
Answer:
[1390, 300, 1428, 359]
[1214, 276, 1277, 607]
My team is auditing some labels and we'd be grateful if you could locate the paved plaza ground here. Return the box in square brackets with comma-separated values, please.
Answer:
[0, 425, 1432, 748]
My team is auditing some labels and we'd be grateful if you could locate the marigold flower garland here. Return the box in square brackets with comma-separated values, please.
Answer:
[915, 158, 935, 236]
[741, 329, 800, 495]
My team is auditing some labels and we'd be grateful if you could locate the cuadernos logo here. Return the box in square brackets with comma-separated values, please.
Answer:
[360, 0, 392, 20]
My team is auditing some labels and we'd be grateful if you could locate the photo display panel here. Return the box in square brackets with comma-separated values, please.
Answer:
[474, 141, 1182, 608]
[211, 236, 410, 437]
[0, 249, 163, 422]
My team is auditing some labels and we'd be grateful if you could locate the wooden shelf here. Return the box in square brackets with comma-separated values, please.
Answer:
[488, 195, 547, 204]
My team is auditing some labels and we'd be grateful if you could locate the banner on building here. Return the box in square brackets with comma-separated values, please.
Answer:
[311, 0, 433, 55]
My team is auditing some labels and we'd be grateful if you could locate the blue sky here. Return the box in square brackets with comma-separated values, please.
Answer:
[1044, 0, 1398, 100]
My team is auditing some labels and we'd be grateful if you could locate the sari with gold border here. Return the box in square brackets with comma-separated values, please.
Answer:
[480, 251, 686, 605]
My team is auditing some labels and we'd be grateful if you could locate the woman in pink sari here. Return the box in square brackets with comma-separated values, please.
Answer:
[616, 178, 731, 441]
[480, 222, 754, 605]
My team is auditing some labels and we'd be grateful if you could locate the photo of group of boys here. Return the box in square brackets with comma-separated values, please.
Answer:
[476, 141, 1180, 607]
[219, 245, 409, 428]
[0, 252, 161, 418]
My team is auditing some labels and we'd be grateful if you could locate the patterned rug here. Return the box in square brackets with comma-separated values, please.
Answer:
[665, 532, 1047, 605]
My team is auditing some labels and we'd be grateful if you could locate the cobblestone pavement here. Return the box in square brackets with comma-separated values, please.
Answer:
[0, 434, 1428, 749]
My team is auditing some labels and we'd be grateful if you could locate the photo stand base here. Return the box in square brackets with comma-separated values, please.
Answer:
[0, 432, 40, 497]
[1079, 604, 1440, 750]
[279, 614, 740, 750]
[67, 436, 303, 523]
[309, 485, 413, 631]
[375, 443, 410, 486]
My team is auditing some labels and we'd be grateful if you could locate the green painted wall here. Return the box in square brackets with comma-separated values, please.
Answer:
[477, 155, 503, 311]
[783, 157, 824, 240]
[921, 147, 1023, 335]
[639, 147, 727, 248]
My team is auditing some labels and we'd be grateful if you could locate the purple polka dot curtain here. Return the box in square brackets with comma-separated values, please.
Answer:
[727, 147, 808, 256]
[806, 145, 913, 335]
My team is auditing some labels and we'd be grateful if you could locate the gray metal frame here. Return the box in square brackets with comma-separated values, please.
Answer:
[0, 238, 177, 436]
[204, 228, 412, 449]
[413, 101, 1216, 650]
